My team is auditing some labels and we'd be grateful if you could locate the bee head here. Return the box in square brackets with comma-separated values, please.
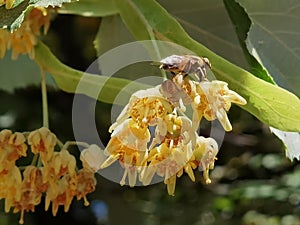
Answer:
[202, 57, 212, 69]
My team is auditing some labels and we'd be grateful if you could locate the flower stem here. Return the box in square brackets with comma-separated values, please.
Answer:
[31, 153, 39, 166]
[63, 141, 90, 150]
[40, 67, 49, 128]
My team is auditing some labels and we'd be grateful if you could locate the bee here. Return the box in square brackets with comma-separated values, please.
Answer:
[159, 55, 211, 81]
[160, 79, 191, 107]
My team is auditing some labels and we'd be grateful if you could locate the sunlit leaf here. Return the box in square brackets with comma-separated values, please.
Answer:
[223, 0, 274, 83]
[237, 0, 300, 97]
[114, 0, 300, 132]
[270, 128, 300, 161]
[157, 0, 249, 69]
[29, 0, 72, 7]
[57, 0, 118, 17]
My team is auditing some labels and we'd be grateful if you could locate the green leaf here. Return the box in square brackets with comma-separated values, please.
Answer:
[0, 51, 41, 92]
[236, 0, 300, 97]
[114, 0, 154, 41]
[57, 0, 118, 17]
[0, 51, 57, 92]
[94, 14, 134, 56]
[0, 0, 29, 30]
[29, 0, 72, 7]
[157, 0, 249, 70]
[34, 41, 150, 104]
[0, 0, 72, 30]
[114, 0, 300, 132]
[225, 0, 300, 159]
[270, 128, 300, 161]
[223, 0, 275, 84]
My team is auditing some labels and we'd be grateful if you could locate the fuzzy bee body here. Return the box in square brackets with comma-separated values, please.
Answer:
[160, 79, 191, 106]
[159, 55, 211, 80]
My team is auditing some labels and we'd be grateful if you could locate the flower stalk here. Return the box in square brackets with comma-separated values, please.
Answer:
[40, 67, 49, 128]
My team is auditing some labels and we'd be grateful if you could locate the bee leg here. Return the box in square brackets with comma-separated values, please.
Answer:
[197, 68, 207, 81]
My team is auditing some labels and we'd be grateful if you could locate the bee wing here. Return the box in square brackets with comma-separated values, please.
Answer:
[160, 79, 191, 106]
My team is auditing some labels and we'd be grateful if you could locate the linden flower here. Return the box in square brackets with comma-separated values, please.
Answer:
[193, 136, 219, 184]
[101, 119, 150, 187]
[21, 166, 48, 193]
[80, 144, 106, 173]
[76, 168, 97, 206]
[0, 129, 27, 173]
[141, 113, 195, 184]
[141, 142, 193, 196]
[12, 166, 48, 225]
[0, 29, 9, 58]
[45, 174, 77, 216]
[1, 7, 51, 59]
[43, 149, 76, 184]
[109, 85, 172, 132]
[192, 80, 247, 131]
[27, 7, 50, 36]
[0, 165, 22, 213]
[150, 114, 196, 149]
[0, 0, 14, 9]
[28, 127, 57, 164]
[8, 20, 37, 59]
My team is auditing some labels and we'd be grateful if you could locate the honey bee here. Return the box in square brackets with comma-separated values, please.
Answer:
[160, 79, 191, 107]
[159, 55, 211, 80]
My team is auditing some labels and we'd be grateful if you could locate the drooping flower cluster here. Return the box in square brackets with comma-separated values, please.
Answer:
[0, 7, 50, 59]
[0, 127, 98, 224]
[0, 0, 15, 9]
[96, 55, 247, 195]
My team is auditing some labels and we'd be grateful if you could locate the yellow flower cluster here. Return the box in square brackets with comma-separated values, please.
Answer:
[0, 127, 97, 224]
[98, 56, 247, 195]
[0, 0, 15, 9]
[0, 7, 50, 59]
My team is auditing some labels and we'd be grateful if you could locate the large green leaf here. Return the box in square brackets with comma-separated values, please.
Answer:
[223, 0, 274, 84]
[157, 0, 249, 70]
[0, 49, 57, 92]
[237, 0, 300, 97]
[235, 0, 300, 159]
[94, 14, 134, 56]
[94, 14, 156, 82]
[34, 41, 150, 104]
[57, 0, 118, 17]
[114, 0, 300, 132]
[0, 51, 41, 92]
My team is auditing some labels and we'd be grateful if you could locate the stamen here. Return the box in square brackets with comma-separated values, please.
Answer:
[83, 196, 90, 206]
[120, 169, 128, 186]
